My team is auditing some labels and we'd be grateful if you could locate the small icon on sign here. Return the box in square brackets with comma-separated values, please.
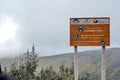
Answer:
[73, 18, 80, 23]
[84, 19, 90, 23]
[93, 19, 99, 23]
[78, 26, 83, 32]
[101, 40, 106, 45]
[74, 34, 80, 39]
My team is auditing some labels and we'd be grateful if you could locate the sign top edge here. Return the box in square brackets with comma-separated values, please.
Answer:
[70, 17, 110, 19]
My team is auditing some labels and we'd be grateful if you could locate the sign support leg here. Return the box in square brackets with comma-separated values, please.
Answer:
[74, 46, 78, 80]
[101, 46, 106, 80]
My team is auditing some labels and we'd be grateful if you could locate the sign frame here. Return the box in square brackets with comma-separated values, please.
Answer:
[70, 17, 110, 46]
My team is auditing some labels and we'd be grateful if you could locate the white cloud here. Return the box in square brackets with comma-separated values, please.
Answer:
[0, 15, 21, 57]
[0, 15, 17, 44]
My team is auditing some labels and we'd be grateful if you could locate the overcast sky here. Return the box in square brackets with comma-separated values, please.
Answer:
[0, 0, 120, 58]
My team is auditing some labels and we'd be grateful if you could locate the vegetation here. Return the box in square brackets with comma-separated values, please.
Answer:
[3, 45, 120, 80]
[4, 44, 90, 80]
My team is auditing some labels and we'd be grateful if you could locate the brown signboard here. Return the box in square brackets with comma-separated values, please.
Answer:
[70, 17, 110, 46]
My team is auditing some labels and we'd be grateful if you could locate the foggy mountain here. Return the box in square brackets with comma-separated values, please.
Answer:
[0, 48, 120, 79]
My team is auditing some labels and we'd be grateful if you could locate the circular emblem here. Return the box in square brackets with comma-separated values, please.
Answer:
[74, 34, 80, 39]
[101, 40, 106, 45]
[78, 26, 83, 32]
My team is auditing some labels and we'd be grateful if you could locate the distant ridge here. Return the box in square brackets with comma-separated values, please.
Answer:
[40, 47, 120, 58]
[0, 47, 120, 80]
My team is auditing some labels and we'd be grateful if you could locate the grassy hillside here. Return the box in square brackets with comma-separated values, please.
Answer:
[0, 48, 120, 79]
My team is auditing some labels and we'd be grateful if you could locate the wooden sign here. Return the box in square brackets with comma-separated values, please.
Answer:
[70, 17, 110, 46]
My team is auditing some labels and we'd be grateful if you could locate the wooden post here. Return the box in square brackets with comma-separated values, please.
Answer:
[101, 46, 106, 80]
[74, 46, 78, 80]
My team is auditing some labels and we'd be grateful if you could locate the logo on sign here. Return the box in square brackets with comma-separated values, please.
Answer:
[78, 26, 83, 32]
[74, 34, 80, 39]
[73, 18, 80, 23]
[93, 19, 99, 23]
[101, 40, 106, 45]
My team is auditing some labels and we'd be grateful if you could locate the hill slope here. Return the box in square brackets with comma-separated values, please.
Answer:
[0, 48, 120, 79]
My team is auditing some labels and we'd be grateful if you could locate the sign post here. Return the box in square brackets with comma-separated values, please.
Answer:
[70, 17, 110, 80]
[74, 46, 78, 80]
[101, 46, 106, 80]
